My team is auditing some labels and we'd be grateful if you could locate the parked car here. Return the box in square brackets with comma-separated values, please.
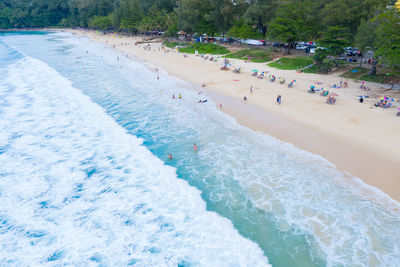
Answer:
[310, 47, 326, 54]
[296, 44, 307, 50]
[243, 39, 264, 46]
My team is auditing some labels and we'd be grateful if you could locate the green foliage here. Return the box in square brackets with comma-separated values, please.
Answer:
[340, 67, 369, 79]
[355, 19, 377, 52]
[321, 0, 387, 34]
[163, 41, 181, 48]
[225, 48, 272, 62]
[268, 57, 314, 70]
[373, 8, 400, 68]
[227, 20, 255, 40]
[118, 0, 144, 31]
[0, 7, 13, 28]
[89, 16, 112, 30]
[204, 0, 235, 34]
[268, 1, 316, 48]
[313, 49, 329, 65]
[176, 0, 214, 34]
[179, 42, 230, 54]
[244, 0, 277, 37]
[319, 26, 351, 56]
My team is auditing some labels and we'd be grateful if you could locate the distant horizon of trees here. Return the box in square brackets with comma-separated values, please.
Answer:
[1, 0, 399, 72]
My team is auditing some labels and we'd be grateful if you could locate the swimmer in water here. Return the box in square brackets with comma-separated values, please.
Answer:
[193, 144, 198, 151]
[168, 153, 173, 159]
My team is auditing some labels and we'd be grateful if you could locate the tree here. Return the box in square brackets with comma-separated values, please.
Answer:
[227, 20, 254, 40]
[355, 19, 377, 73]
[373, 8, 400, 88]
[268, 1, 316, 54]
[204, 0, 235, 36]
[321, 0, 387, 34]
[176, 0, 214, 34]
[118, 0, 144, 32]
[319, 26, 351, 67]
[244, 0, 276, 38]
[89, 15, 113, 30]
[373, 8, 400, 68]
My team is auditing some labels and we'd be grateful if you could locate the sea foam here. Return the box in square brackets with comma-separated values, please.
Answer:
[0, 56, 270, 266]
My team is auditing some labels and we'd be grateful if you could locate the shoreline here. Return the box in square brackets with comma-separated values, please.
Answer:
[67, 29, 400, 203]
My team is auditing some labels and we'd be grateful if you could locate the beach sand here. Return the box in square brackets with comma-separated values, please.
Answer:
[68, 29, 400, 202]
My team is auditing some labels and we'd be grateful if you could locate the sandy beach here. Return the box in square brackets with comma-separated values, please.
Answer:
[68, 29, 400, 203]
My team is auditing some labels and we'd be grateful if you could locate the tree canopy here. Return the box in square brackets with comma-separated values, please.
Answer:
[1, 0, 399, 74]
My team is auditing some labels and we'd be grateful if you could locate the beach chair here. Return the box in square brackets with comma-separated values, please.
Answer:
[383, 103, 392, 108]
[270, 76, 276, 82]
[320, 90, 329, 97]
[308, 86, 316, 93]
[233, 66, 241, 74]
[257, 74, 264, 79]
[326, 96, 336, 104]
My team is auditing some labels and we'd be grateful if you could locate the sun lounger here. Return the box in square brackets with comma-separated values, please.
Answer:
[326, 96, 336, 104]
[233, 67, 241, 73]
[320, 90, 329, 96]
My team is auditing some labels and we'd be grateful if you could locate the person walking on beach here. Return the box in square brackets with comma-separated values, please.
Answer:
[250, 86, 253, 95]
[179, 93, 182, 99]
[243, 96, 247, 102]
[173, 94, 175, 99]
[157, 74, 159, 80]
[277, 95, 282, 105]
[193, 144, 198, 151]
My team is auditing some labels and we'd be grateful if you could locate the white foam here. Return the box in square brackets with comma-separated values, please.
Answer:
[61, 33, 400, 266]
[93, 41, 400, 266]
[0, 56, 270, 266]
[4, 32, 400, 266]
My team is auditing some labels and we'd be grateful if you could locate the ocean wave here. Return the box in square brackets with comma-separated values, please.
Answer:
[0, 56, 270, 266]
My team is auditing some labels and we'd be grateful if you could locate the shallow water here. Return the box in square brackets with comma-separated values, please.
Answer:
[0, 31, 399, 266]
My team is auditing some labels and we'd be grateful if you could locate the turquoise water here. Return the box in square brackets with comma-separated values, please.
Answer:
[0, 31, 399, 266]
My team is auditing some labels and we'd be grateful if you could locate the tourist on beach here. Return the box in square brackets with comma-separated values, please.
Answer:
[250, 86, 253, 94]
[277, 95, 282, 105]
[359, 96, 364, 103]
[243, 96, 247, 102]
[193, 144, 198, 151]
[219, 103, 222, 109]
[173, 94, 175, 99]
[157, 74, 159, 80]
[179, 93, 182, 99]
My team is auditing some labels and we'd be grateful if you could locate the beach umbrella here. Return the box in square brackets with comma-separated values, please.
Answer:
[252, 69, 258, 72]
[329, 93, 339, 96]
